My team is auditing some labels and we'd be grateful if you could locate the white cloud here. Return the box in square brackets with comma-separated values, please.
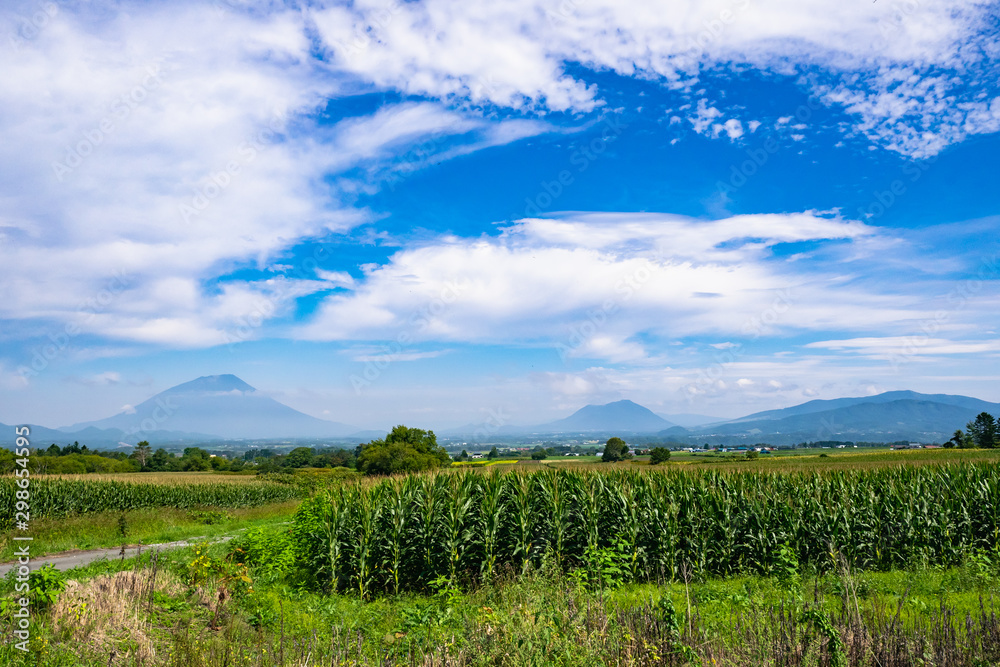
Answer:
[806, 337, 1000, 357]
[721, 118, 744, 141]
[0, 4, 552, 348]
[309, 0, 997, 156]
[296, 211, 940, 363]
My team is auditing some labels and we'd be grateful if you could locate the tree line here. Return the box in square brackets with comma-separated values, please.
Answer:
[947, 412, 999, 449]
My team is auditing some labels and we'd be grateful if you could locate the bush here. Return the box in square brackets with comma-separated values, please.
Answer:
[357, 426, 451, 476]
[230, 527, 296, 581]
[649, 447, 671, 465]
[601, 437, 629, 462]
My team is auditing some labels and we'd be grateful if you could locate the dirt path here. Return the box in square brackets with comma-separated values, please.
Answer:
[0, 536, 233, 577]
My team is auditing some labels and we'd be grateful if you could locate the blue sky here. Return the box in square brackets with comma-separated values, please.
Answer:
[1, 0, 998, 432]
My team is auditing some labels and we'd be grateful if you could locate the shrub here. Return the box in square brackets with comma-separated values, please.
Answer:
[649, 447, 671, 465]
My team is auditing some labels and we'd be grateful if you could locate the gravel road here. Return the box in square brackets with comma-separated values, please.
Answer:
[0, 536, 233, 577]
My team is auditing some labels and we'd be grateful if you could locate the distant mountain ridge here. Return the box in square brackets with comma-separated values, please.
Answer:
[676, 392, 1000, 445]
[447, 391, 1000, 445]
[58, 374, 359, 441]
[539, 399, 675, 432]
[3, 382, 997, 448]
[727, 390, 1000, 424]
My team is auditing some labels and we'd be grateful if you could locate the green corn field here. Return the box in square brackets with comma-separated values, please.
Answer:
[292, 464, 1000, 596]
[0, 477, 303, 527]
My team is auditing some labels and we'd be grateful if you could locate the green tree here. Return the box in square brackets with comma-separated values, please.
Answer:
[356, 425, 451, 476]
[148, 448, 174, 471]
[130, 441, 152, 469]
[531, 449, 548, 460]
[944, 430, 959, 449]
[183, 455, 211, 471]
[649, 447, 671, 465]
[183, 447, 210, 460]
[286, 447, 316, 468]
[601, 437, 629, 462]
[967, 413, 998, 449]
[948, 428, 974, 449]
[486, 446, 499, 460]
[455, 449, 470, 462]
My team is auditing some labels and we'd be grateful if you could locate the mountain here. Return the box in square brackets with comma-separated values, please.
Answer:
[658, 412, 725, 428]
[59, 374, 359, 441]
[682, 391, 1000, 445]
[539, 400, 675, 433]
[0, 421, 212, 448]
[726, 390, 1000, 424]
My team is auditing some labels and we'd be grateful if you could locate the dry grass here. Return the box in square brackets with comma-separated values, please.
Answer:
[51, 563, 184, 663]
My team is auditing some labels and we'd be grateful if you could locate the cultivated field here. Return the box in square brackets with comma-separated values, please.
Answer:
[292, 463, 1000, 596]
[2, 455, 1000, 666]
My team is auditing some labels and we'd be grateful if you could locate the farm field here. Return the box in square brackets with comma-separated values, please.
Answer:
[1, 538, 998, 666]
[30, 472, 264, 484]
[639, 446, 1000, 471]
[3, 458, 1000, 665]
[0, 473, 307, 562]
[0, 501, 300, 562]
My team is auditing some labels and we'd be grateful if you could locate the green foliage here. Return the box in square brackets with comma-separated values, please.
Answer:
[230, 526, 296, 581]
[0, 477, 302, 528]
[356, 425, 451, 476]
[285, 447, 315, 468]
[745, 449, 759, 460]
[28, 564, 67, 611]
[771, 543, 800, 591]
[187, 509, 228, 525]
[799, 608, 847, 667]
[601, 437, 629, 462]
[530, 450, 547, 460]
[290, 463, 1000, 596]
[130, 440, 152, 469]
[649, 447, 670, 464]
[967, 412, 998, 449]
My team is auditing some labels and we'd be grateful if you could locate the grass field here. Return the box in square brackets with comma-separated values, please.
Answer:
[2, 539, 998, 666]
[0, 471, 309, 562]
[0, 500, 300, 562]
[4, 454, 1000, 665]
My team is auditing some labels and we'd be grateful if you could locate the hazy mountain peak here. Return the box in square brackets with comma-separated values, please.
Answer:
[543, 399, 675, 432]
[56, 374, 360, 441]
[160, 374, 257, 395]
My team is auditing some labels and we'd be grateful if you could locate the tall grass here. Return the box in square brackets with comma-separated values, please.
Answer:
[292, 464, 1000, 595]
